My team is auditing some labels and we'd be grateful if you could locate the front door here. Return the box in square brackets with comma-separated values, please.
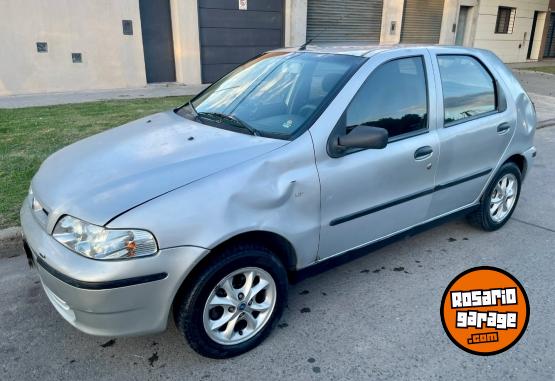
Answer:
[544, 12, 555, 58]
[527, 11, 540, 59]
[455, 6, 471, 46]
[314, 50, 440, 260]
[139, 0, 176, 83]
[427, 51, 514, 218]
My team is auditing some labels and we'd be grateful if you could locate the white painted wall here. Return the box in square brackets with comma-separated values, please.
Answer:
[472, 0, 549, 62]
[3, 0, 549, 96]
[0, 0, 147, 96]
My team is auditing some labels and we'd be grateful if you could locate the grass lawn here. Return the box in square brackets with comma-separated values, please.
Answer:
[521, 66, 555, 75]
[0, 96, 191, 229]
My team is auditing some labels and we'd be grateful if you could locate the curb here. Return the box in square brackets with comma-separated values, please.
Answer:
[0, 227, 23, 259]
[513, 68, 555, 76]
[538, 118, 555, 129]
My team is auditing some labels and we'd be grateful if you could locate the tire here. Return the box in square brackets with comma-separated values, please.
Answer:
[173, 244, 288, 359]
[467, 162, 522, 231]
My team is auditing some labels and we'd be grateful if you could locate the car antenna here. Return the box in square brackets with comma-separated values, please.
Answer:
[299, 38, 313, 51]
[299, 12, 349, 51]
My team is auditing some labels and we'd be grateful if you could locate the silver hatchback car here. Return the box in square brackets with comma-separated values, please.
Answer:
[21, 45, 536, 358]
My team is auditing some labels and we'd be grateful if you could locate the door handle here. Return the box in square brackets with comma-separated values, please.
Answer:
[497, 122, 511, 134]
[414, 146, 433, 160]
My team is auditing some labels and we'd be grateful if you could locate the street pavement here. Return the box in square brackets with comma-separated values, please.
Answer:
[1, 130, 554, 379]
[512, 70, 555, 126]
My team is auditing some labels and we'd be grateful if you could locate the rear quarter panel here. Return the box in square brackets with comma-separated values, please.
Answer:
[482, 50, 537, 171]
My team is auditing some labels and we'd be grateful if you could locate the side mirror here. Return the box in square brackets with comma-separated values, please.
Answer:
[337, 125, 388, 150]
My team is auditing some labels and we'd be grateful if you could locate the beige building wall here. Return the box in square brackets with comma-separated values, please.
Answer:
[285, 0, 307, 47]
[2, 0, 550, 96]
[171, 0, 202, 85]
[380, 0, 404, 44]
[471, 0, 549, 62]
[0, 0, 147, 96]
[439, 0, 480, 45]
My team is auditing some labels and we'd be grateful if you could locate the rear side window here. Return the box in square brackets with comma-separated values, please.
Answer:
[346, 56, 428, 139]
[437, 55, 497, 125]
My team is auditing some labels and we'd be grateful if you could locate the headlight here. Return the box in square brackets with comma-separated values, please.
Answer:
[53, 216, 158, 260]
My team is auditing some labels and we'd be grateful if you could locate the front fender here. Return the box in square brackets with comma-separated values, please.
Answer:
[108, 132, 321, 270]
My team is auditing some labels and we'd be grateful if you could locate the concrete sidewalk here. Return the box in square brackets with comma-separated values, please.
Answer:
[0, 83, 208, 109]
[0, 67, 553, 127]
[512, 69, 555, 127]
[529, 93, 555, 128]
[1, 69, 553, 123]
[508, 58, 555, 69]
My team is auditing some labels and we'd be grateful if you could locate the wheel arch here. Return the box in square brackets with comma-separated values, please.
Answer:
[504, 154, 527, 178]
[171, 230, 297, 310]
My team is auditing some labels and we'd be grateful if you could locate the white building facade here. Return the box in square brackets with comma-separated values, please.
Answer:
[0, 0, 552, 96]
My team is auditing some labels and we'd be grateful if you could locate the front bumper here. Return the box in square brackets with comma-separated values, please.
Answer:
[20, 198, 208, 336]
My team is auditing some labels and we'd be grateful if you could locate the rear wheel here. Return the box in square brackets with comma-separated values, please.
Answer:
[467, 162, 521, 231]
[174, 244, 287, 358]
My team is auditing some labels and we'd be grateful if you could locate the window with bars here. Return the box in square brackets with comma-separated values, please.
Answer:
[495, 7, 516, 34]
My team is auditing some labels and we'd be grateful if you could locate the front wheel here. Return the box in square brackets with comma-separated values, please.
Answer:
[467, 162, 522, 231]
[173, 244, 288, 358]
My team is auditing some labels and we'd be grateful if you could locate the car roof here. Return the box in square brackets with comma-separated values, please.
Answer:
[273, 43, 479, 57]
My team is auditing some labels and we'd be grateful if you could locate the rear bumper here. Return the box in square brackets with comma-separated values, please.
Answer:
[522, 146, 537, 179]
[20, 198, 208, 336]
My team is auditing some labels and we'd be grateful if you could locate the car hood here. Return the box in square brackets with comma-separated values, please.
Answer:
[32, 110, 288, 227]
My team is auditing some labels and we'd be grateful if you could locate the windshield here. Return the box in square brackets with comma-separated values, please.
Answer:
[180, 52, 364, 139]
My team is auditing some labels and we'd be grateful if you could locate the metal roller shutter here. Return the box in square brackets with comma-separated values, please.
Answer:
[400, 0, 445, 44]
[198, 0, 284, 83]
[307, 0, 384, 43]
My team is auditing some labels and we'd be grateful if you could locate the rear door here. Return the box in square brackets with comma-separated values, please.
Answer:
[313, 49, 440, 260]
[427, 50, 514, 218]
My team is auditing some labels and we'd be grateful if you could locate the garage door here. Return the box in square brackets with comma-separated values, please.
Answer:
[400, 0, 445, 44]
[545, 13, 555, 58]
[198, 0, 284, 83]
[307, 0, 384, 43]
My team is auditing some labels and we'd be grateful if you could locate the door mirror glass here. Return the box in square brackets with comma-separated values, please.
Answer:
[337, 126, 388, 150]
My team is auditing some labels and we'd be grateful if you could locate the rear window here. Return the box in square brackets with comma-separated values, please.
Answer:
[437, 55, 497, 125]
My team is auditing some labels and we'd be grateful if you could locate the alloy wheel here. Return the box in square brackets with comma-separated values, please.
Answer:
[489, 173, 518, 223]
[202, 267, 277, 345]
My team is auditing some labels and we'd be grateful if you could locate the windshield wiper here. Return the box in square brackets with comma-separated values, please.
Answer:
[197, 112, 260, 136]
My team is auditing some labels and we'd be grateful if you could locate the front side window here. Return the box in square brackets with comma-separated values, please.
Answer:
[437, 55, 497, 125]
[180, 52, 364, 139]
[345, 56, 428, 139]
